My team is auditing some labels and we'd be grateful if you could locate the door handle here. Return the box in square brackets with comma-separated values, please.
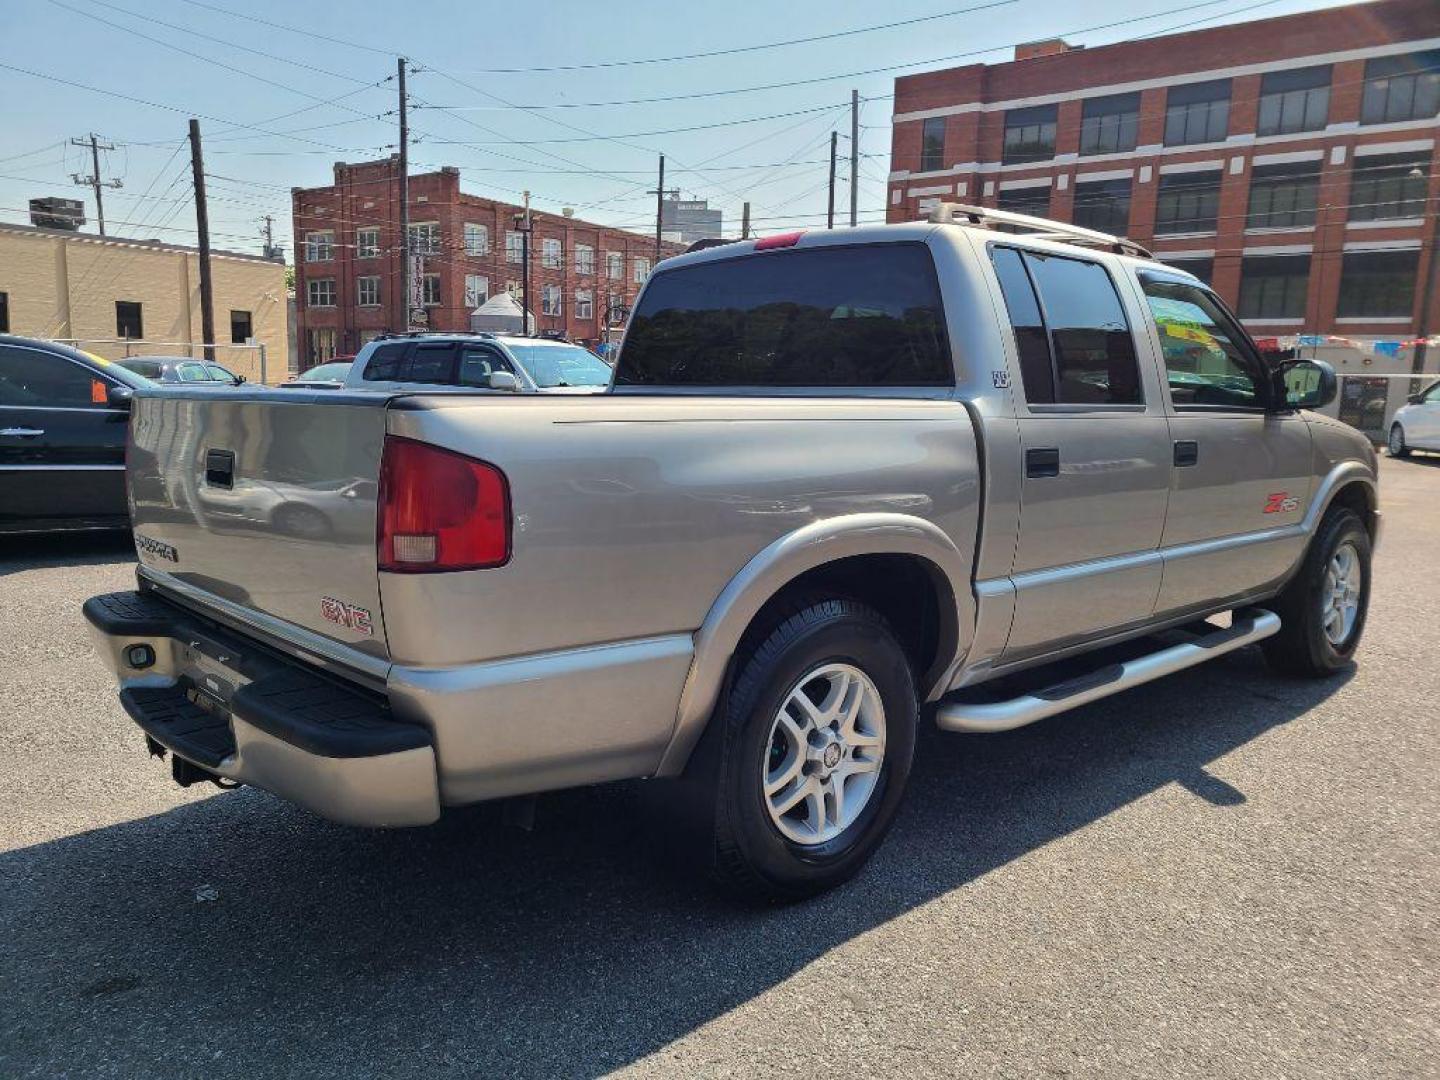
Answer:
[1025, 447, 1060, 478]
[1174, 440, 1199, 467]
[0, 427, 44, 438]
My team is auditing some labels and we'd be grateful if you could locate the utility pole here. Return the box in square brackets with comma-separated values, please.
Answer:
[261, 215, 276, 259]
[188, 119, 215, 362]
[647, 154, 678, 262]
[70, 133, 121, 236]
[827, 131, 838, 229]
[514, 192, 533, 336]
[741, 202, 751, 240]
[849, 89, 859, 228]
[397, 57, 413, 331]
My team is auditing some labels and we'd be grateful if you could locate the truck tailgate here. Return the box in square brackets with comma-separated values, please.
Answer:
[127, 388, 391, 661]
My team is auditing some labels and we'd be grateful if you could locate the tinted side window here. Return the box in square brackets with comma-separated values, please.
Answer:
[1140, 277, 1261, 409]
[1023, 253, 1142, 405]
[0, 347, 110, 408]
[362, 343, 409, 381]
[615, 244, 952, 388]
[405, 344, 456, 385]
[990, 247, 1054, 404]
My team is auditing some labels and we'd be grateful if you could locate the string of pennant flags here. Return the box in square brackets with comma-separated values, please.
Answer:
[1251, 334, 1440, 357]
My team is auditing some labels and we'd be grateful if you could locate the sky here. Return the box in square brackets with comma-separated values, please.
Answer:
[0, 0, 1357, 259]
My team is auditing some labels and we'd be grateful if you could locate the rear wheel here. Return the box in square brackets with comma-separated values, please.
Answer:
[1262, 507, 1371, 677]
[1387, 423, 1410, 458]
[696, 598, 918, 902]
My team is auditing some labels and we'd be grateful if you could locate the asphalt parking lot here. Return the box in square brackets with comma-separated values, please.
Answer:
[2, 456, 1437, 1079]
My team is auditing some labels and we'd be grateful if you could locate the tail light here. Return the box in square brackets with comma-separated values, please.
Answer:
[377, 435, 511, 572]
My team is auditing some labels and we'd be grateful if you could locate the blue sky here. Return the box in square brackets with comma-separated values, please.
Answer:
[0, 0, 1353, 256]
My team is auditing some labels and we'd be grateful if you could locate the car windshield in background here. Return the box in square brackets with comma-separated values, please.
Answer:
[506, 344, 613, 388]
[299, 362, 351, 381]
[615, 243, 952, 387]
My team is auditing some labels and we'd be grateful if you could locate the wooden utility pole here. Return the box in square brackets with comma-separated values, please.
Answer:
[188, 119, 215, 361]
[647, 154, 678, 261]
[741, 202, 751, 240]
[849, 89, 859, 228]
[70, 133, 121, 236]
[827, 131, 838, 229]
[398, 57, 412, 330]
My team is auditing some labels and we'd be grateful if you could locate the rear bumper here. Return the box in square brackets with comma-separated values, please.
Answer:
[84, 590, 439, 827]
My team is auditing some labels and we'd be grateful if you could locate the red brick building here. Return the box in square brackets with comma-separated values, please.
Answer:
[887, 0, 1440, 351]
[292, 158, 683, 366]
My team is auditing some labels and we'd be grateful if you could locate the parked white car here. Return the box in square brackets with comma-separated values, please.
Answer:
[1388, 381, 1440, 456]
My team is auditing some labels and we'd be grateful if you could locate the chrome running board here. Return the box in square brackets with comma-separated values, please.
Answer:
[936, 608, 1281, 734]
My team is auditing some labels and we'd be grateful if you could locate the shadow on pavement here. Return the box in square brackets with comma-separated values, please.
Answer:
[0, 648, 1350, 1078]
[0, 530, 134, 577]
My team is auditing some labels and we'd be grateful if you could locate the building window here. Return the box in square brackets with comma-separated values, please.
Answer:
[541, 238, 562, 269]
[633, 257, 651, 283]
[541, 283, 562, 316]
[356, 227, 380, 259]
[1360, 50, 1440, 125]
[506, 231, 524, 264]
[464, 222, 489, 256]
[0, 291, 8, 334]
[1071, 178, 1132, 234]
[1079, 93, 1140, 156]
[307, 328, 337, 365]
[920, 116, 946, 172]
[1257, 66, 1331, 136]
[465, 274, 488, 308]
[1164, 79, 1231, 146]
[422, 273, 442, 307]
[1336, 250, 1419, 318]
[1238, 254, 1311, 319]
[357, 276, 381, 307]
[996, 186, 1051, 216]
[1155, 170, 1222, 234]
[306, 278, 336, 308]
[1002, 104, 1057, 165]
[575, 289, 593, 320]
[575, 244, 595, 275]
[1246, 161, 1320, 229]
[606, 251, 624, 280]
[1160, 257, 1215, 286]
[1350, 152, 1431, 221]
[115, 300, 143, 339]
[407, 221, 440, 255]
[304, 230, 334, 262]
[229, 309, 252, 344]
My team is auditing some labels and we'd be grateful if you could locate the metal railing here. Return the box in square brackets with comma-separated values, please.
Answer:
[49, 338, 272, 384]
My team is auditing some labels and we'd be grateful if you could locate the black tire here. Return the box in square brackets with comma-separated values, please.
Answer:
[1262, 507, 1371, 678]
[694, 598, 918, 903]
[1387, 423, 1410, 458]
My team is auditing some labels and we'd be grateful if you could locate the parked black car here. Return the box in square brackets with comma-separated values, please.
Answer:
[114, 355, 245, 386]
[0, 335, 152, 533]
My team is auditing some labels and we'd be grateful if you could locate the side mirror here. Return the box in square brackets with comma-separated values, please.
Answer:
[234, 374, 247, 386]
[487, 371, 521, 393]
[1274, 358, 1336, 412]
[107, 385, 135, 411]
[1407, 393, 1424, 405]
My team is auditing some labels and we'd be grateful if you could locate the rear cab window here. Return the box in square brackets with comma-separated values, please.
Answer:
[614, 242, 953, 388]
[990, 245, 1143, 406]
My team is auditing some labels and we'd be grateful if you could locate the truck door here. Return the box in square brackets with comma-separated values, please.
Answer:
[1133, 273, 1313, 615]
[989, 246, 1172, 663]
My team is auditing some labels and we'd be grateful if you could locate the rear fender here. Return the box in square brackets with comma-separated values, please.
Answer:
[653, 513, 973, 776]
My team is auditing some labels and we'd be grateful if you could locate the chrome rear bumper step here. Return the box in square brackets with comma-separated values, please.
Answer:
[936, 608, 1281, 734]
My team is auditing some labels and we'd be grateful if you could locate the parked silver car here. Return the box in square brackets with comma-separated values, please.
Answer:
[344, 333, 613, 394]
[1387, 380, 1440, 456]
[86, 205, 1378, 900]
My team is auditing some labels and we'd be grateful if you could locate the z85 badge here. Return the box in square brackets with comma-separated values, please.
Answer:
[320, 597, 374, 635]
[1264, 492, 1300, 515]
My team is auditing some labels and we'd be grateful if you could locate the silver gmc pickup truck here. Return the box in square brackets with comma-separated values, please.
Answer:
[86, 204, 1378, 900]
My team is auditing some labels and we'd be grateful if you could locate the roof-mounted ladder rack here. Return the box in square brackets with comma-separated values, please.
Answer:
[925, 202, 1153, 259]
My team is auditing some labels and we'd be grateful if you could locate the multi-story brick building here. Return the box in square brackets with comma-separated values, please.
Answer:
[887, 0, 1439, 383]
[292, 158, 683, 366]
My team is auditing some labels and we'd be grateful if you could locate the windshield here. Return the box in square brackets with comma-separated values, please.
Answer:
[300, 362, 351, 381]
[505, 344, 612, 388]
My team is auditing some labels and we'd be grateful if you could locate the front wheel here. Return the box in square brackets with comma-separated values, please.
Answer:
[1387, 424, 1410, 458]
[699, 599, 918, 902]
[1262, 508, 1372, 677]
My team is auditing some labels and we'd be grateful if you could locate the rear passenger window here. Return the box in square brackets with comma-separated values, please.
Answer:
[362, 343, 408, 381]
[615, 243, 952, 387]
[990, 247, 1142, 405]
[406, 344, 455, 384]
